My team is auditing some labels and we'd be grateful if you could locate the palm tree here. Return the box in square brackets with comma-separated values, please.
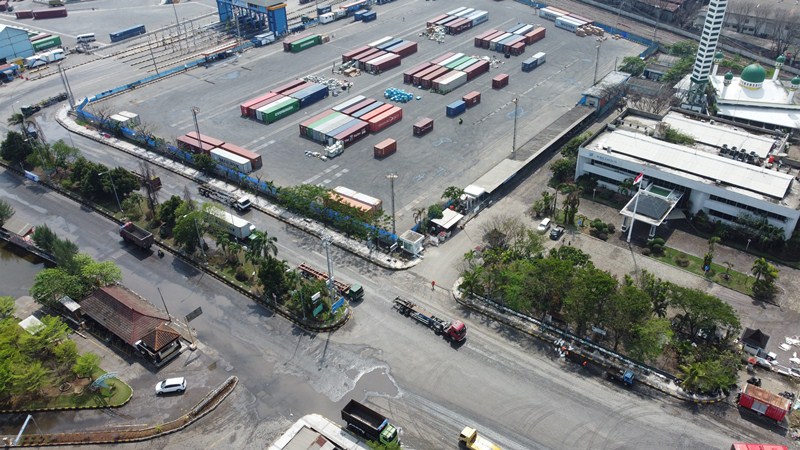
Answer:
[246, 230, 278, 263]
[707, 236, 721, 256]
[618, 178, 634, 196]
[751, 257, 771, 282]
[412, 207, 427, 225]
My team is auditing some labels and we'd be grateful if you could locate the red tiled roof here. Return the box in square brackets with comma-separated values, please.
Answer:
[141, 323, 181, 351]
[81, 285, 169, 345]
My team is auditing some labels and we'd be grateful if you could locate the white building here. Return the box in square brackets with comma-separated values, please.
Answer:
[575, 109, 799, 239]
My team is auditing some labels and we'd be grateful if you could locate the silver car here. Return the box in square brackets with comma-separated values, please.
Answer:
[155, 377, 186, 395]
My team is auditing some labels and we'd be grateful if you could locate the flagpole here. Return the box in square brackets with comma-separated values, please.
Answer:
[627, 176, 643, 244]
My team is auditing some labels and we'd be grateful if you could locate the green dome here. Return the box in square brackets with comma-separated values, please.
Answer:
[724, 71, 734, 80]
[777, 55, 786, 63]
[740, 63, 766, 84]
[792, 76, 800, 86]
[714, 51, 724, 60]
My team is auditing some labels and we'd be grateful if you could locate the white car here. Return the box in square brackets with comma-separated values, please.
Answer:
[155, 377, 186, 395]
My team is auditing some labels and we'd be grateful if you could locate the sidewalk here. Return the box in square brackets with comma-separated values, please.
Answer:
[56, 107, 419, 271]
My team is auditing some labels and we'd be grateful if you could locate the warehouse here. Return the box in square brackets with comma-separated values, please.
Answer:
[575, 109, 799, 239]
[0, 25, 34, 62]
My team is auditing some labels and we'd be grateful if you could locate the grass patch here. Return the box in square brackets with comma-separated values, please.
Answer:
[652, 247, 754, 296]
[12, 369, 132, 411]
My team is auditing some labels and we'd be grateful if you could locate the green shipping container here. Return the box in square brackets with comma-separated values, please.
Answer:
[291, 35, 321, 53]
[32, 36, 62, 52]
[454, 58, 478, 71]
[262, 97, 300, 123]
[307, 112, 344, 137]
[445, 56, 472, 70]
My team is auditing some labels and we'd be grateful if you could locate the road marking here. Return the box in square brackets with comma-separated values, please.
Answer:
[303, 164, 340, 184]
[251, 139, 276, 151]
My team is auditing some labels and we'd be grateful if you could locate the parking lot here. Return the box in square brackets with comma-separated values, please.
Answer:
[83, 0, 643, 229]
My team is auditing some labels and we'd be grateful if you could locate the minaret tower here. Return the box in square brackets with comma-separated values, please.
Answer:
[683, 0, 728, 112]
[789, 76, 800, 104]
[773, 55, 785, 81]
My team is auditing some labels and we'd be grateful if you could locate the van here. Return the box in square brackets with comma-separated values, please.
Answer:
[76, 33, 96, 44]
[537, 217, 551, 232]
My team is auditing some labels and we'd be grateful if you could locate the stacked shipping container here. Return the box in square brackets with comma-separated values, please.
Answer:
[402, 52, 489, 93]
[239, 80, 328, 123]
[300, 97, 403, 147]
[473, 26, 545, 55]
[340, 38, 418, 74]
[176, 133, 262, 171]
[425, 7, 489, 35]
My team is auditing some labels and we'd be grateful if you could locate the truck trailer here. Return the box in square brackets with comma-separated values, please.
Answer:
[119, 222, 154, 250]
[393, 297, 467, 341]
[737, 384, 791, 422]
[205, 207, 255, 241]
[297, 263, 364, 301]
[459, 427, 501, 450]
[198, 184, 252, 212]
[341, 400, 399, 445]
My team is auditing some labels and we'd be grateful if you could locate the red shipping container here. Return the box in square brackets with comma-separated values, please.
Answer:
[429, 52, 455, 65]
[510, 42, 526, 56]
[186, 132, 225, 148]
[271, 79, 306, 94]
[240, 92, 279, 117]
[299, 109, 336, 136]
[33, 7, 67, 19]
[427, 14, 449, 27]
[245, 94, 286, 118]
[368, 106, 403, 133]
[335, 122, 369, 147]
[474, 29, 498, 47]
[342, 45, 371, 63]
[481, 30, 505, 49]
[177, 135, 214, 154]
[354, 48, 382, 63]
[342, 99, 377, 116]
[404, 62, 433, 84]
[492, 73, 509, 89]
[447, 18, 468, 34]
[413, 118, 433, 136]
[281, 81, 313, 97]
[462, 91, 481, 107]
[348, 47, 378, 63]
[374, 138, 397, 158]
[737, 384, 791, 422]
[421, 67, 450, 89]
[15, 10, 34, 19]
[464, 59, 490, 81]
[367, 54, 401, 73]
[412, 65, 442, 85]
[360, 103, 394, 122]
[221, 143, 262, 170]
[525, 27, 546, 45]
[389, 41, 418, 58]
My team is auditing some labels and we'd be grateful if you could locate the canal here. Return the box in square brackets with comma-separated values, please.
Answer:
[0, 241, 43, 299]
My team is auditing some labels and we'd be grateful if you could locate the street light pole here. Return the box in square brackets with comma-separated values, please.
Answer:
[99, 171, 122, 212]
[511, 98, 518, 160]
[386, 172, 398, 235]
[191, 106, 201, 145]
[593, 39, 602, 85]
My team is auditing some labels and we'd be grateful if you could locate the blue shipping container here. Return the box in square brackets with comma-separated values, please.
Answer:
[317, 5, 332, 14]
[352, 101, 384, 118]
[327, 118, 364, 138]
[378, 38, 403, 51]
[354, 9, 368, 21]
[446, 100, 466, 117]
[290, 84, 330, 108]
[362, 11, 377, 22]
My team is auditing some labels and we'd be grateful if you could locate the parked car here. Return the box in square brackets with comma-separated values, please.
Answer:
[537, 217, 551, 233]
[550, 225, 565, 240]
[155, 377, 187, 395]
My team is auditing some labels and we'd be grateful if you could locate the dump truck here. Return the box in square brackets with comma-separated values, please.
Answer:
[606, 368, 635, 386]
[297, 263, 364, 301]
[393, 297, 467, 341]
[198, 184, 252, 212]
[341, 399, 399, 445]
[459, 426, 501, 450]
[737, 383, 791, 422]
[119, 222, 154, 250]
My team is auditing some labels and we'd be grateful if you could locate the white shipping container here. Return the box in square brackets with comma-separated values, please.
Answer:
[352, 192, 382, 208]
[211, 148, 253, 173]
[446, 7, 467, 15]
[438, 52, 465, 67]
[368, 36, 394, 48]
[514, 24, 534, 36]
[109, 114, 131, 126]
[470, 12, 489, 26]
[118, 110, 141, 127]
[436, 71, 467, 93]
[454, 7, 475, 17]
[365, 53, 394, 66]
[539, 7, 565, 21]
[489, 33, 512, 50]
[332, 95, 366, 112]
[333, 186, 359, 200]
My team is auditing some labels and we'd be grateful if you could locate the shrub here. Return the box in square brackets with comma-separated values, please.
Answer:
[642, 247, 652, 256]
[598, 233, 608, 241]
[606, 223, 616, 234]
[675, 255, 690, 267]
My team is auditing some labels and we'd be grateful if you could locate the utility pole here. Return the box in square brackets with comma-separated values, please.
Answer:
[148, 38, 160, 75]
[321, 235, 337, 303]
[98, 171, 122, 212]
[593, 39, 602, 85]
[511, 98, 518, 160]
[386, 172, 398, 235]
[171, 0, 182, 52]
[191, 106, 201, 144]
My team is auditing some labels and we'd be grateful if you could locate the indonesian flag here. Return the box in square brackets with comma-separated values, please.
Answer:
[633, 172, 644, 185]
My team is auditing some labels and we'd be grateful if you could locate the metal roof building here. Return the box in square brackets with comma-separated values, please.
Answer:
[0, 25, 34, 62]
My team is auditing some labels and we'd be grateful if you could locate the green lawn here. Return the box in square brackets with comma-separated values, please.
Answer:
[652, 247, 754, 296]
[20, 370, 132, 410]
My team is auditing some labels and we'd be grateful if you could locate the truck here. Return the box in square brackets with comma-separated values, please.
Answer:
[24, 49, 65, 69]
[341, 399, 399, 445]
[251, 31, 276, 47]
[459, 427, 501, 450]
[736, 383, 791, 422]
[297, 263, 364, 301]
[605, 368, 635, 386]
[393, 297, 467, 341]
[198, 184, 252, 212]
[119, 222, 154, 250]
[205, 207, 256, 241]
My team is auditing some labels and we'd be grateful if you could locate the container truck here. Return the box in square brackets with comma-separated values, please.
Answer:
[459, 427, 501, 450]
[393, 297, 467, 341]
[251, 32, 276, 47]
[736, 384, 791, 422]
[198, 184, 252, 212]
[341, 400, 399, 445]
[297, 263, 364, 301]
[120, 222, 154, 250]
[205, 207, 256, 241]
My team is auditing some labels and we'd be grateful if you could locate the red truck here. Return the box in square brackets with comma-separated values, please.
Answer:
[119, 222, 154, 250]
[393, 297, 467, 341]
[736, 384, 791, 422]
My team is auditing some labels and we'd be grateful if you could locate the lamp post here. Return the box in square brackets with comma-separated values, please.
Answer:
[511, 98, 518, 160]
[99, 171, 122, 212]
[386, 172, 398, 235]
[592, 39, 602, 85]
[746, 238, 751, 251]
[191, 107, 201, 144]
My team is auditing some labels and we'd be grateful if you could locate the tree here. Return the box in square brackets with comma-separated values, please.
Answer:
[30, 268, 82, 308]
[618, 178, 634, 196]
[427, 204, 444, 220]
[245, 229, 278, 264]
[669, 286, 741, 343]
[561, 133, 591, 158]
[707, 236, 721, 255]
[7, 112, 23, 126]
[0, 199, 14, 227]
[618, 56, 646, 76]
[628, 318, 673, 362]
[173, 209, 205, 252]
[52, 238, 80, 273]
[603, 285, 652, 351]
[77, 256, 122, 288]
[563, 267, 618, 336]
[637, 270, 671, 317]
[442, 186, 465, 209]
[193, 153, 218, 175]
[0, 131, 35, 165]
[258, 257, 290, 301]
[0, 296, 15, 320]
[16, 361, 49, 395]
[550, 158, 576, 183]
[73, 352, 102, 380]
[31, 225, 58, 253]
[122, 193, 144, 220]
[751, 257, 778, 283]
[158, 195, 184, 230]
[561, 185, 581, 225]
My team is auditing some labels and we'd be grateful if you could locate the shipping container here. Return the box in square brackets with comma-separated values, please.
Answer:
[351, 100, 385, 118]
[342, 98, 377, 116]
[15, 10, 34, 19]
[29, 33, 51, 42]
[510, 42, 526, 56]
[462, 91, 481, 107]
[469, 11, 489, 27]
[463, 59, 490, 81]
[429, 52, 456, 65]
[300, 109, 337, 137]
[539, 6, 568, 21]
[446, 18, 470, 35]
[498, 35, 525, 54]
[446, 7, 467, 16]
[177, 135, 214, 153]
[332, 95, 367, 112]
[567, 13, 592, 24]
[433, 70, 466, 93]
[480, 30, 505, 49]
[357, 50, 387, 69]
[353, 9, 368, 21]
[368, 106, 402, 133]
[514, 24, 534, 36]
[361, 11, 376, 22]
[737, 384, 791, 422]
[31, 35, 62, 52]
[220, 143, 262, 170]
[246, 95, 287, 119]
[272, 79, 307, 94]
[240, 92, 280, 117]
[326, 193, 376, 215]
[317, 5, 332, 14]
[489, 33, 511, 51]
[257, 96, 300, 123]
[33, 7, 67, 19]
[0, 1, 8, 12]
[368, 36, 394, 48]
[327, 118, 364, 140]
[453, 58, 478, 72]
[427, 14, 449, 27]
[412, 64, 442, 85]
[446, 100, 466, 117]
[280, 81, 314, 97]
[186, 132, 225, 148]
[474, 29, 498, 47]
[454, 7, 475, 17]
[109, 24, 146, 42]
[389, 41, 418, 59]
[342, 45, 371, 63]
[377, 38, 403, 51]
[506, 23, 526, 34]
[438, 52, 465, 67]
[524, 27, 546, 45]
[290, 35, 322, 53]
[289, 84, 329, 108]
[359, 103, 394, 122]
[522, 52, 546, 72]
[555, 16, 585, 32]
[347, 46, 378, 62]
[421, 66, 450, 89]
[316, 114, 354, 136]
[354, 47, 382, 63]
[255, 96, 292, 122]
[492, 73, 509, 89]
[413, 118, 434, 136]
[211, 148, 252, 173]
[436, 16, 458, 26]
[445, 55, 471, 69]
[333, 121, 369, 146]
[374, 138, 397, 158]
[366, 53, 401, 74]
